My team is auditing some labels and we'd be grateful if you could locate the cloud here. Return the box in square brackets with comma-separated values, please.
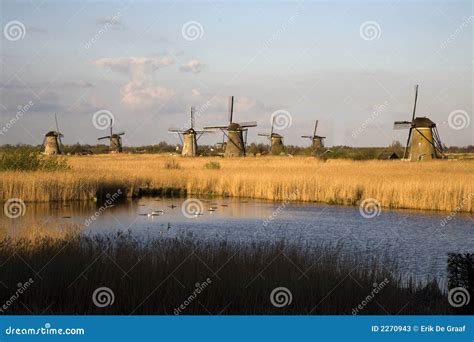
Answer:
[93, 57, 175, 109]
[179, 59, 205, 74]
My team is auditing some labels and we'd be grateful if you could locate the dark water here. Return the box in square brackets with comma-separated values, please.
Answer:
[2, 197, 473, 283]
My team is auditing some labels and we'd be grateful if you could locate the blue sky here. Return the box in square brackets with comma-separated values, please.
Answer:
[0, 0, 472, 147]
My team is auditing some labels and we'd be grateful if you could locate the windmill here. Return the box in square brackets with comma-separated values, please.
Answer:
[302, 120, 325, 151]
[258, 116, 285, 155]
[168, 107, 214, 157]
[204, 96, 257, 157]
[393, 85, 444, 161]
[42, 114, 63, 155]
[98, 119, 125, 153]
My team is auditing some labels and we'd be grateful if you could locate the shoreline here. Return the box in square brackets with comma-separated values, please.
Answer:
[1, 155, 473, 213]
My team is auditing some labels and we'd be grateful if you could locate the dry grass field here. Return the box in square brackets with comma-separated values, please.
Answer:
[1, 154, 473, 212]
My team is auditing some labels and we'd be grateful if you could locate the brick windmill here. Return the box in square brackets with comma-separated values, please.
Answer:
[258, 116, 285, 155]
[42, 114, 63, 155]
[168, 107, 214, 157]
[302, 120, 325, 151]
[98, 119, 125, 153]
[204, 96, 257, 157]
[393, 85, 444, 161]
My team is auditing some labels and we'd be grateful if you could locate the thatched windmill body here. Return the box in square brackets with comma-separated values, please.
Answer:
[42, 114, 63, 155]
[98, 119, 125, 153]
[393, 85, 444, 161]
[302, 120, 325, 150]
[204, 96, 257, 157]
[258, 116, 285, 155]
[168, 107, 213, 157]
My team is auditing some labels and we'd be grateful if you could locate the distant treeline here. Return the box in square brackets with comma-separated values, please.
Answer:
[1, 142, 473, 160]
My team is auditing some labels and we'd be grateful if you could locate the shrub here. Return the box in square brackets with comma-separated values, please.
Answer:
[204, 161, 221, 170]
[0, 150, 69, 171]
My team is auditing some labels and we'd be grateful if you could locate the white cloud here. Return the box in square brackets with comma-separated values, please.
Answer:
[179, 59, 205, 74]
[93, 57, 175, 109]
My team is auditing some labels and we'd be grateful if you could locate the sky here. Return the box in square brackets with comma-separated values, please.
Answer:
[0, 0, 472, 147]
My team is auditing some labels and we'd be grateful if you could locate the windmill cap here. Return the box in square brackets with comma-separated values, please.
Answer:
[228, 123, 241, 131]
[413, 117, 435, 128]
[111, 134, 122, 138]
[45, 131, 59, 137]
[271, 133, 283, 138]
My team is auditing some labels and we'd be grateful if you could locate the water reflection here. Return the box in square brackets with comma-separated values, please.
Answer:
[1, 197, 472, 282]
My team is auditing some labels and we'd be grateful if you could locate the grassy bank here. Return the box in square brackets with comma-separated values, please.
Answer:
[1, 155, 473, 212]
[0, 231, 450, 315]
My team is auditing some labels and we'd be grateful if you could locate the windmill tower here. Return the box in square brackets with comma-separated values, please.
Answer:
[98, 119, 125, 153]
[42, 114, 63, 155]
[302, 120, 325, 151]
[168, 107, 214, 157]
[204, 96, 257, 157]
[258, 116, 285, 155]
[393, 85, 444, 161]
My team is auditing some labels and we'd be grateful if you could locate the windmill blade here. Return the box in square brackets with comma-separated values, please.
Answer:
[238, 121, 257, 128]
[109, 118, 113, 136]
[194, 129, 215, 134]
[98, 136, 111, 140]
[228, 96, 234, 124]
[168, 128, 186, 133]
[301, 135, 314, 138]
[203, 125, 230, 129]
[41, 136, 47, 148]
[402, 128, 412, 159]
[411, 84, 418, 122]
[54, 114, 60, 134]
[258, 132, 271, 137]
[393, 121, 412, 130]
[270, 116, 275, 136]
[115, 132, 125, 136]
[243, 128, 248, 149]
[190, 107, 195, 129]
[313, 120, 319, 137]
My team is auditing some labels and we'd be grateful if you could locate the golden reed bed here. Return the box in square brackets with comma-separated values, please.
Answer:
[1, 155, 473, 213]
